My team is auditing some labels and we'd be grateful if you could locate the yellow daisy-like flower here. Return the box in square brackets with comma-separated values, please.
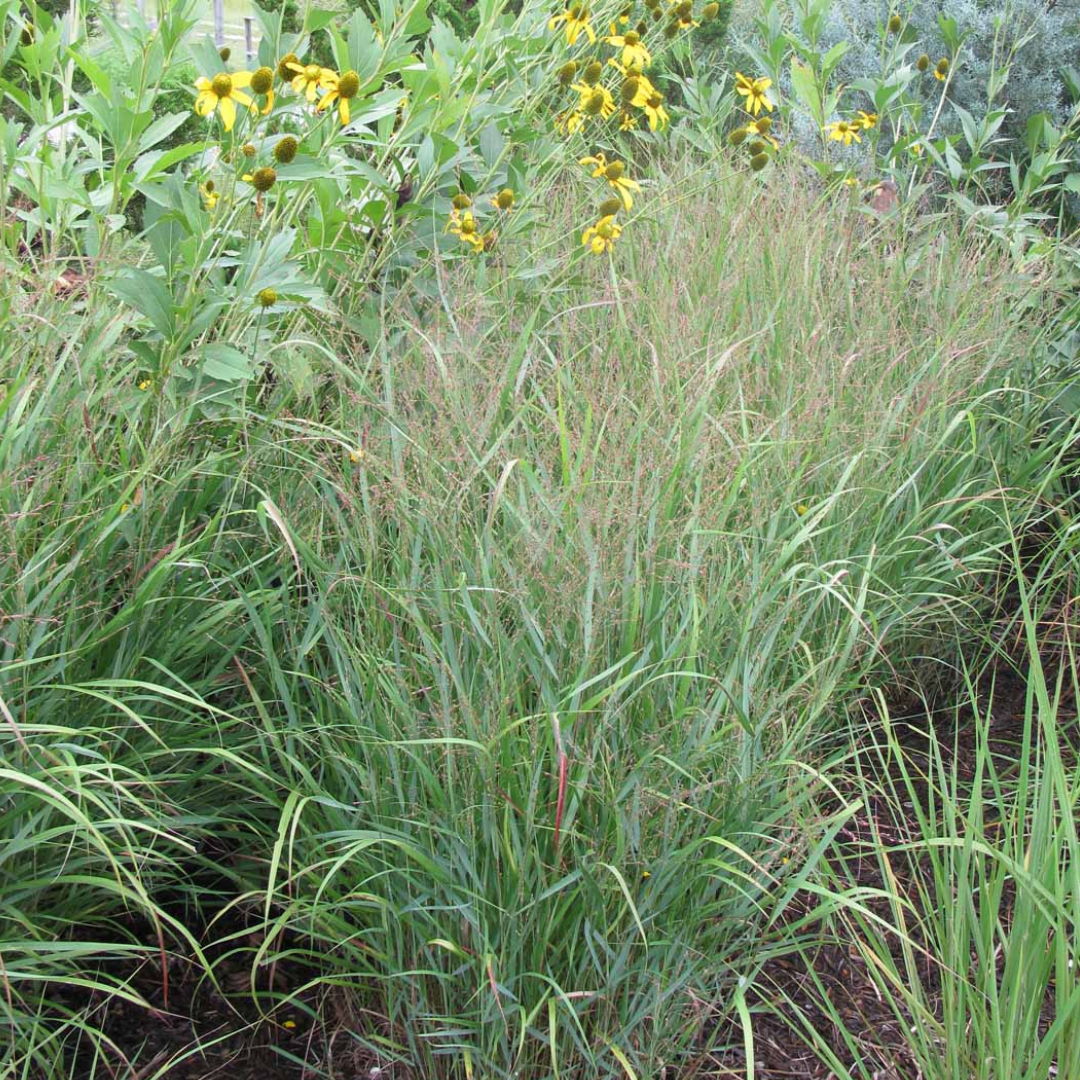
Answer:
[825, 119, 861, 145]
[549, 4, 596, 45]
[582, 213, 622, 254]
[491, 188, 515, 212]
[448, 208, 485, 253]
[287, 61, 335, 103]
[318, 69, 361, 124]
[571, 81, 616, 120]
[854, 110, 878, 130]
[193, 70, 254, 132]
[734, 72, 773, 115]
[580, 152, 641, 211]
[200, 182, 219, 209]
[606, 26, 651, 69]
[934, 57, 950, 81]
[556, 110, 586, 133]
[745, 117, 779, 149]
[642, 90, 668, 131]
[910, 141, 924, 157]
[618, 109, 637, 130]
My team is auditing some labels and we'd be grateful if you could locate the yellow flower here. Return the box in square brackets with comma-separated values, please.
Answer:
[199, 181, 219, 209]
[618, 109, 637, 130]
[318, 69, 360, 124]
[606, 26, 651, 69]
[641, 90, 668, 131]
[934, 57, 950, 81]
[854, 110, 878, 130]
[137, 378, 152, 391]
[549, 4, 596, 45]
[448, 208, 485, 252]
[910, 141, 924, 157]
[491, 188, 515, 211]
[558, 110, 588, 133]
[842, 176, 859, 188]
[571, 81, 616, 120]
[745, 117, 778, 149]
[349, 447, 365, 463]
[287, 61, 335, 103]
[582, 213, 622, 254]
[580, 152, 641, 211]
[734, 72, 773, 115]
[825, 119, 861, 145]
[194, 70, 254, 132]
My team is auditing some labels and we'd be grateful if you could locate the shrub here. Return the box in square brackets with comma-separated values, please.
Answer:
[739, 0, 1079, 144]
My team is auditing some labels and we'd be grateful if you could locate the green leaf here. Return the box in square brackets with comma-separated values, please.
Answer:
[109, 269, 175, 338]
[789, 59, 820, 121]
[201, 343, 254, 382]
[1064, 174, 1080, 195]
[137, 111, 192, 154]
[479, 121, 505, 171]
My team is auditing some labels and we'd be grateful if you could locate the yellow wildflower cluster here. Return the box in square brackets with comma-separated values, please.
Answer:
[578, 152, 640, 254]
[193, 52, 364, 132]
[546, 0, 712, 136]
[445, 189, 514, 255]
[728, 73, 777, 171]
[824, 110, 877, 146]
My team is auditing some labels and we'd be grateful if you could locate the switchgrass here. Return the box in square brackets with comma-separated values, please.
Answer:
[1, 160, 1072, 1078]
[765, 491, 1080, 1080]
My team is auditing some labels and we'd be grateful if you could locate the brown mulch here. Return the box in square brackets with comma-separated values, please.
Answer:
[703, 592, 1080, 1079]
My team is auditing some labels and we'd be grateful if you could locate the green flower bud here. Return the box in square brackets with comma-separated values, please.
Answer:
[750, 152, 769, 172]
[251, 166, 276, 191]
[338, 70, 360, 98]
[583, 59, 603, 86]
[599, 196, 622, 216]
[702, 2, 719, 20]
[558, 60, 578, 86]
[251, 66, 273, 94]
[277, 52, 299, 80]
[257, 287, 277, 307]
[916, 53, 930, 72]
[274, 136, 298, 164]
[887, 14, 901, 33]
[219, 46, 231, 61]
[728, 127, 748, 146]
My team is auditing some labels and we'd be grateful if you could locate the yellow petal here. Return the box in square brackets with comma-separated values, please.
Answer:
[617, 186, 632, 211]
[306, 80, 318, 102]
[291, 74, 306, 92]
[194, 90, 218, 116]
[286, 62, 305, 74]
[219, 95, 236, 130]
[195, 76, 211, 90]
[233, 89, 253, 106]
[231, 70, 253, 88]
[316, 90, 335, 111]
[591, 236, 605, 254]
[261, 88, 274, 115]
[340, 97, 350, 125]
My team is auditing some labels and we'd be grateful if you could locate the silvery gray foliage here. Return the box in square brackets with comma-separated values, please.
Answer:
[814, 0, 1079, 137]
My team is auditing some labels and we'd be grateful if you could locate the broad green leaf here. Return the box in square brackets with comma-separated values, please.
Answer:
[109, 269, 175, 338]
[201, 343, 254, 382]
